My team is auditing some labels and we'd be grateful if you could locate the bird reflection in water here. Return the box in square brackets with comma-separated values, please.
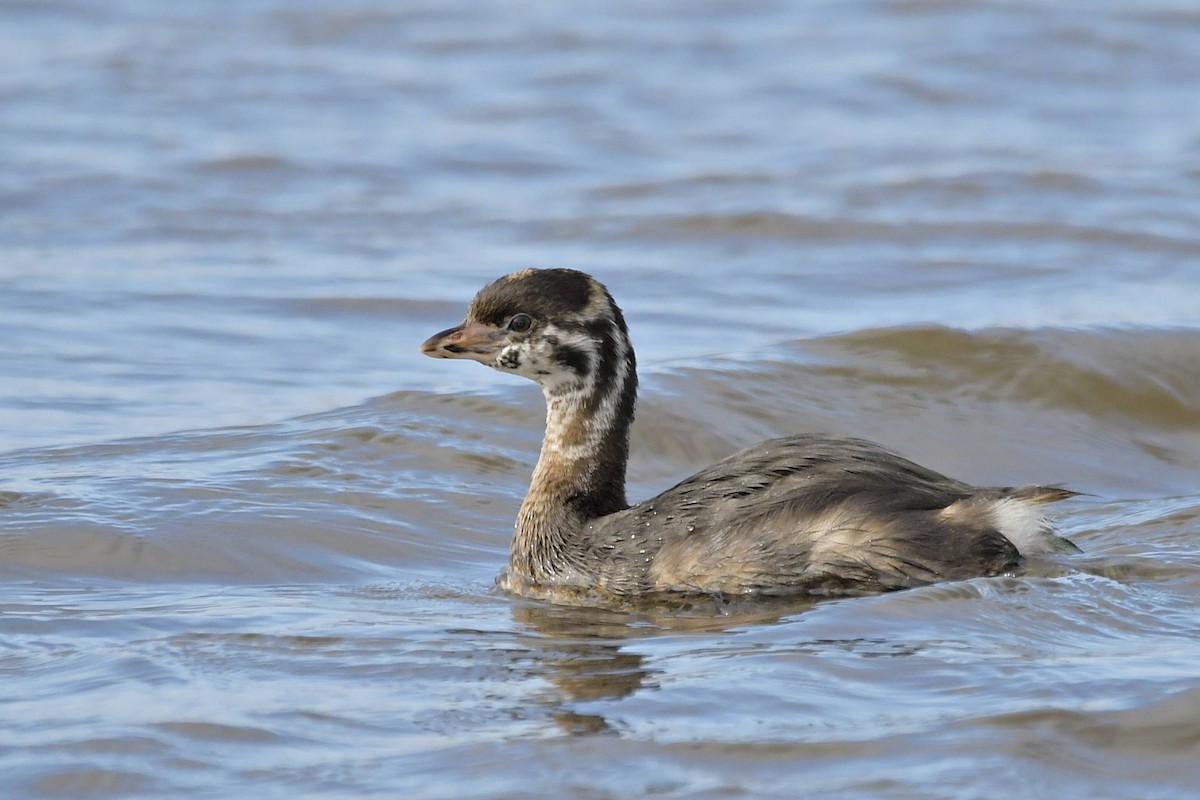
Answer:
[507, 596, 818, 736]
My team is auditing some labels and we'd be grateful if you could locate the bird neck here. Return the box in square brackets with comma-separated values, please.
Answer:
[512, 340, 637, 584]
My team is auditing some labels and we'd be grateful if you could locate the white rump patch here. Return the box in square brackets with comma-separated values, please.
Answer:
[989, 498, 1057, 556]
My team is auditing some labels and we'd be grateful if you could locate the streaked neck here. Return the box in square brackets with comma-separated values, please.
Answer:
[512, 339, 637, 582]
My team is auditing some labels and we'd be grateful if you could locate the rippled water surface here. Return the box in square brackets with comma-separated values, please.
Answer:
[3, 1, 1200, 797]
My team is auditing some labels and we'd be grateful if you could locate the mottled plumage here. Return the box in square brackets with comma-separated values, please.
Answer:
[421, 268, 1077, 604]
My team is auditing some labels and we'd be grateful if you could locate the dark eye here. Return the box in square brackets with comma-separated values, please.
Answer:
[507, 314, 532, 333]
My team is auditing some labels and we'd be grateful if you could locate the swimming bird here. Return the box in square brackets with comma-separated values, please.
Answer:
[421, 268, 1077, 603]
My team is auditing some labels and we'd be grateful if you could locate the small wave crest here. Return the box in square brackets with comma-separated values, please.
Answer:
[810, 325, 1200, 429]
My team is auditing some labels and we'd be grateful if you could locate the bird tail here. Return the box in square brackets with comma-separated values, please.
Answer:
[989, 485, 1083, 553]
[997, 485, 1080, 504]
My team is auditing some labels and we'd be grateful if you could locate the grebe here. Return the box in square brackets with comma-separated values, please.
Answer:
[421, 268, 1077, 602]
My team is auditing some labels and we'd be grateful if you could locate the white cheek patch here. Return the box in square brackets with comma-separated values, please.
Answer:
[494, 341, 562, 382]
[487, 323, 604, 397]
[496, 346, 522, 370]
[544, 324, 597, 355]
[537, 324, 600, 392]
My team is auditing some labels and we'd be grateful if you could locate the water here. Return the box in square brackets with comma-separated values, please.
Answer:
[2, 0, 1200, 797]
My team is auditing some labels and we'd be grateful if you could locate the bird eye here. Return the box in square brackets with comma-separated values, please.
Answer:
[507, 314, 533, 333]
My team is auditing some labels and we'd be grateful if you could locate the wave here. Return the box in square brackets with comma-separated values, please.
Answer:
[805, 325, 1200, 428]
[542, 211, 1200, 254]
[0, 391, 530, 583]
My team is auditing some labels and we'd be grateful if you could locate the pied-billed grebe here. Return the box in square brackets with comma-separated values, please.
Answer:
[422, 268, 1078, 602]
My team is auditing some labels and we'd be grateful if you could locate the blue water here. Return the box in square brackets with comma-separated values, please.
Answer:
[2, 1, 1199, 797]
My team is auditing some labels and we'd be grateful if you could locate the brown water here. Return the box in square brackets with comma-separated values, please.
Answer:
[3, 1, 1200, 797]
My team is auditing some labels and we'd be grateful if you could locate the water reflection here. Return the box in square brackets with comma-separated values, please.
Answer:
[506, 603, 652, 735]
[508, 597, 818, 735]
